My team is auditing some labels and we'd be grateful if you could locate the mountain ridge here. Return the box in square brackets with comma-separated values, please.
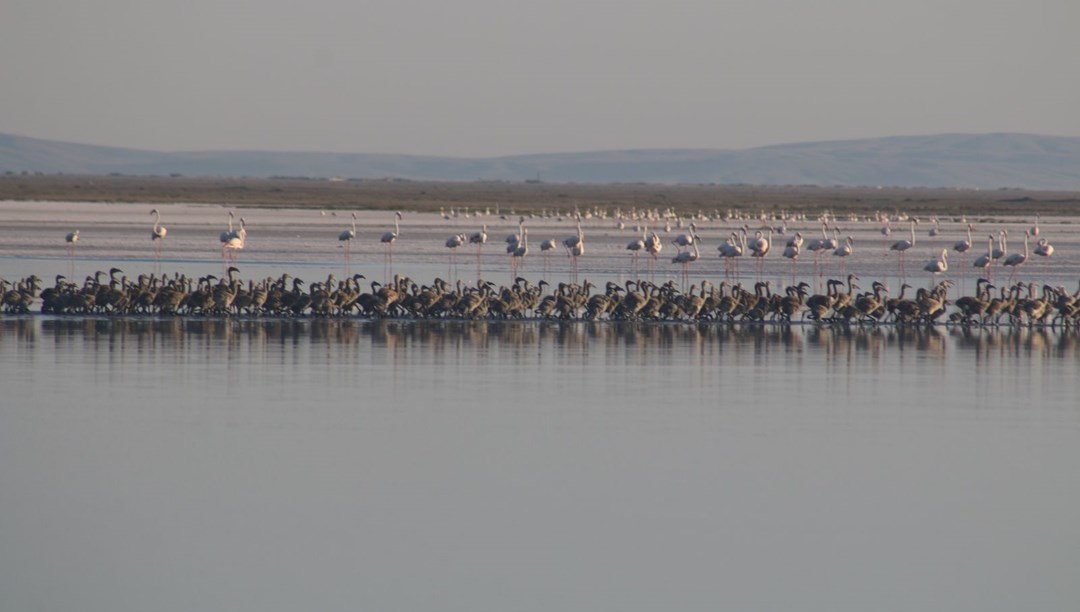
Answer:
[2, 132, 1078, 190]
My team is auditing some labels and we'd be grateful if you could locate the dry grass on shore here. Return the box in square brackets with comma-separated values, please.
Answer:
[2, 173, 1077, 218]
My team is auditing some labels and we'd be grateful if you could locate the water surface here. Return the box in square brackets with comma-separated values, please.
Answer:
[2, 317, 1078, 611]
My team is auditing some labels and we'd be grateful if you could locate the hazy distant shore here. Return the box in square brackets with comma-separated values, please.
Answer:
[2, 174, 1078, 217]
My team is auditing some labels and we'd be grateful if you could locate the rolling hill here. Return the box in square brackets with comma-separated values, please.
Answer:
[2, 132, 1078, 189]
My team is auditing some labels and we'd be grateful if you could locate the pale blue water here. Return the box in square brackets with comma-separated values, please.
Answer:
[2, 317, 1079, 611]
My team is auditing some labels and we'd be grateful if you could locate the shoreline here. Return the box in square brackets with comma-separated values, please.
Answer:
[3, 174, 1079, 216]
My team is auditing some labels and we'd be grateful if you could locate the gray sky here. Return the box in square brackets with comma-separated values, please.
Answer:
[2, 0, 1078, 157]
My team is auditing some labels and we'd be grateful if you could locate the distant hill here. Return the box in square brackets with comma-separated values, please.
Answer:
[2, 132, 1078, 190]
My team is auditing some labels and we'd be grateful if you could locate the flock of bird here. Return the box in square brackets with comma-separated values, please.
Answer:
[4, 266, 1080, 329]
[54, 207, 1062, 289]
[13, 207, 1071, 327]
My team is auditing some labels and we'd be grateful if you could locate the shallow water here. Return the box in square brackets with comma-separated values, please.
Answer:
[2, 317, 1079, 611]
[3, 200, 1079, 294]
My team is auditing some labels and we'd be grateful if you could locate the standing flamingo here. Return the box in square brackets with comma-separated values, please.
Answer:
[718, 231, 744, 280]
[445, 233, 466, 278]
[807, 222, 831, 278]
[563, 213, 584, 282]
[833, 235, 854, 276]
[339, 212, 357, 268]
[924, 248, 949, 285]
[991, 230, 1007, 262]
[782, 232, 801, 284]
[973, 234, 995, 281]
[644, 230, 662, 280]
[1034, 237, 1054, 258]
[890, 219, 917, 277]
[65, 229, 79, 260]
[1003, 231, 1029, 283]
[1031, 214, 1041, 237]
[671, 234, 700, 290]
[150, 209, 167, 259]
[222, 217, 246, 265]
[539, 238, 557, 278]
[1034, 236, 1054, 277]
[953, 223, 972, 255]
[672, 222, 696, 252]
[511, 228, 528, 278]
[749, 229, 772, 280]
[626, 225, 646, 277]
[381, 211, 402, 280]
[951, 223, 973, 289]
[469, 224, 487, 278]
[219, 211, 236, 245]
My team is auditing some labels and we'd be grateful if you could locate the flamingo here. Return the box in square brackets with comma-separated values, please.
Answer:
[991, 230, 1007, 261]
[445, 233, 466, 277]
[1003, 231, 1029, 283]
[833, 235, 854, 276]
[749, 228, 772, 279]
[671, 234, 700, 289]
[511, 227, 528, 278]
[539, 238, 557, 277]
[222, 217, 246, 265]
[505, 217, 524, 249]
[65, 229, 79, 258]
[808, 222, 831, 278]
[953, 223, 972, 255]
[782, 232, 801, 283]
[928, 217, 940, 237]
[924, 248, 949, 284]
[150, 209, 167, 259]
[1034, 236, 1054, 276]
[973, 234, 995, 281]
[673, 222, 696, 252]
[890, 219, 917, 276]
[563, 213, 584, 282]
[880, 220, 892, 238]
[1031, 214, 1040, 237]
[219, 211, 236, 245]
[626, 225, 646, 277]
[823, 226, 839, 252]
[718, 231, 744, 280]
[1034, 237, 1054, 258]
[469, 224, 487, 277]
[644, 230, 662, 279]
[339, 212, 357, 267]
[952, 223, 973, 288]
[381, 211, 402, 279]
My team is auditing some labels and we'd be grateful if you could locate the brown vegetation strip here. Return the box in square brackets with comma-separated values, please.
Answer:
[2, 174, 1078, 217]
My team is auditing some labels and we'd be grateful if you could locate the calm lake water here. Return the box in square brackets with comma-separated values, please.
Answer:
[2, 316, 1079, 611]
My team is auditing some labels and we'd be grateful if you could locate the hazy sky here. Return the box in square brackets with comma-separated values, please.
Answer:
[2, 0, 1078, 157]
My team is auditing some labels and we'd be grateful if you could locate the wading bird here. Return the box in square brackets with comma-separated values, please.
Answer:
[222, 217, 246, 265]
[890, 219, 917, 277]
[924, 248, 949, 284]
[65, 229, 79, 257]
[445, 232, 466, 277]
[833, 235, 854, 276]
[381, 211, 402, 279]
[626, 225, 646, 276]
[563, 213, 585, 282]
[1003, 231, 1029, 283]
[469, 224, 488, 277]
[150, 209, 167, 258]
[339, 212, 357, 267]
[671, 234, 700, 290]
[511, 228, 528, 278]
[973, 234, 995, 281]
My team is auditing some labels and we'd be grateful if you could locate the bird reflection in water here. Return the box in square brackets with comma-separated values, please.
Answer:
[1, 318, 1078, 363]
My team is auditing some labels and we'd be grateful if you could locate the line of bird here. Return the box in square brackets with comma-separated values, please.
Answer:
[6, 266, 1080, 329]
[58, 209, 1058, 289]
